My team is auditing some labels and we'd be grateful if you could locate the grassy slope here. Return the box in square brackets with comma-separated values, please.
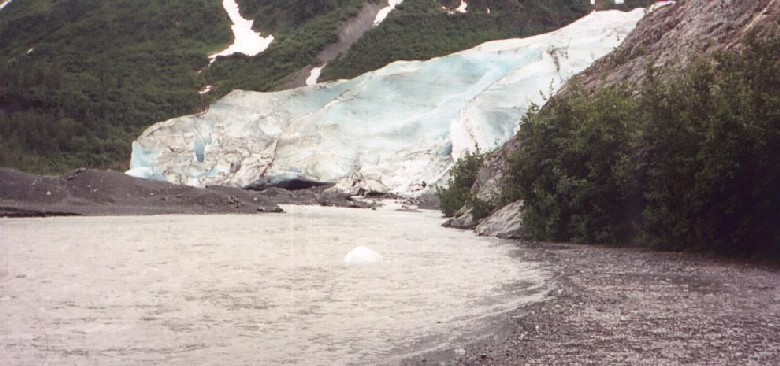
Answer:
[205, 0, 378, 93]
[322, 0, 594, 81]
[0, 0, 231, 173]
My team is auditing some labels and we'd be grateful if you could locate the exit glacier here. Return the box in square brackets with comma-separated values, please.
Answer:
[129, 10, 644, 195]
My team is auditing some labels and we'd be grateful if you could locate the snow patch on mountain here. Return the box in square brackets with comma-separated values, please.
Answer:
[456, 1, 468, 13]
[306, 64, 327, 86]
[130, 10, 644, 195]
[209, 0, 274, 63]
[374, 0, 404, 26]
[0, 0, 14, 12]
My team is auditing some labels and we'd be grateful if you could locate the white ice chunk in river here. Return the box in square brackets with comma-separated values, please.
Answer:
[209, 0, 274, 63]
[130, 10, 645, 195]
[343, 246, 383, 265]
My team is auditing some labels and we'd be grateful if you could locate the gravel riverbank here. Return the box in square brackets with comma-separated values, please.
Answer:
[0, 168, 377, 217]
[405, 242, 780, 365]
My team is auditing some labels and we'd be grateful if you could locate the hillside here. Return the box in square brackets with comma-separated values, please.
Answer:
[0, 0, 651, 174]
[0, 0, 232, 173]
[445, 0, 780, 256]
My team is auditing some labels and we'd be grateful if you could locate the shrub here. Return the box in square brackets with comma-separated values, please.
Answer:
[501, 35, 780, 257]
[437, 149, 486, 217]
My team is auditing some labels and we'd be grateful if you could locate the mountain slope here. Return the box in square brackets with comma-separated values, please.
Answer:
[320, 0, 594, 81]
[0, 0, 232, 172]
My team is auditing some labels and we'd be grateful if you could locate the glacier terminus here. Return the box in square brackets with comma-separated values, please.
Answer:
[128, 10, 645, 196]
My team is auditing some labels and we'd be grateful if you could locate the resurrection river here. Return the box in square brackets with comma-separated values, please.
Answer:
[0, 204, 547, 365]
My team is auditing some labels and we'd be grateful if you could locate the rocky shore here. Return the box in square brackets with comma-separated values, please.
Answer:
[404, 241, 780, 365]
[0, 168, 380, 217]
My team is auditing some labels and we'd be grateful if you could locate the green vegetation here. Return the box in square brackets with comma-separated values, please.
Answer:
[498, 35, 780, 257]
[206, 0, 377, 92]
[237, 0, 379, 34]
[436, 149, 487, 218]
[0, 0, 231, 173]
[322, 0, 592, 81]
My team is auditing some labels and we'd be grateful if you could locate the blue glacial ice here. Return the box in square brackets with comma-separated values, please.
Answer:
[129, 10, 645, 195]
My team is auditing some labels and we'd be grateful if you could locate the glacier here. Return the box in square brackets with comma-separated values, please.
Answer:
[129, 10, 644, 195]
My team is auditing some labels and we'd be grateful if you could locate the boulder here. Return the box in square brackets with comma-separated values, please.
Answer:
[475, 201, 525, 239]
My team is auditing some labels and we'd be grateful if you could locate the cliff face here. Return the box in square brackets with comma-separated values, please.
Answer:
[468, 0, 780, 236]
[573, 0, 780, 92]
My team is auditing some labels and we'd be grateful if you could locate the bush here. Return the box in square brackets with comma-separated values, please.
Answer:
[437, 149, 487, 217]
[502, 35, 780, 257]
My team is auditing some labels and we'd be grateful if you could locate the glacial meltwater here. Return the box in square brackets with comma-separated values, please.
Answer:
[0, 205, 547, 365]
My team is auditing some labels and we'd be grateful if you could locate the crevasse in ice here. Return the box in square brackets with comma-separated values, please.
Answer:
[129, 10, 644, 195]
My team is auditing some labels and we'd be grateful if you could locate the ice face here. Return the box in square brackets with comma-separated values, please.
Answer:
[130, 10, 645, 195]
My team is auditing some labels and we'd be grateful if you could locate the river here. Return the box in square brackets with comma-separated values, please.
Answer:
[0, 204, 547, 365]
